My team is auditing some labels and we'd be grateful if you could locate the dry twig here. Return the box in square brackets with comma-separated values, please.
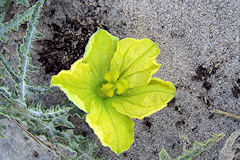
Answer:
[210, 109, 240, 120]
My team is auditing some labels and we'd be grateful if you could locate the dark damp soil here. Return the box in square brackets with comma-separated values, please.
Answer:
[37, 16, 107, 75]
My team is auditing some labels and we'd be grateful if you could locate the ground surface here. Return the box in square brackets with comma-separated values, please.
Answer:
[0, 0, 239, 159]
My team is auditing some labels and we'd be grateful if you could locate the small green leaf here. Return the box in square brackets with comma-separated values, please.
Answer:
[70, 141, 98, 159]
[0, 0, 10, 16]
[159, 148, 171, 160]
[68, 107, 85, 119]
[0, 114, 6, 120]
[0, 0, 9, 11]
[0, 13, 5, 23]
[0, 104, 85, 145]
[0, 7, 34, 42]
[175, 133, 225, 160]
[15, 0, 30, 7]
[26, 85, 53, 95]
[0, 67, 5, 79]
[0, 113, 7, 139]
[52, 115, 74, 128]
[0, 54, 20, 84]
[0, 124, 6, 138]
[159, 133, 225, 160]
[61, 98, 85, 118]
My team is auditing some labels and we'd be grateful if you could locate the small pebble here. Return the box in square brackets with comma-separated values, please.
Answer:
[236, 36, 240, 42]
[33, 151, 38, 157]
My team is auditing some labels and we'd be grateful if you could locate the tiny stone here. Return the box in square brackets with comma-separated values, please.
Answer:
[203, 81, 212, 90]
[236, 36, 240, 42]
[237, 78, 240, 84]
[232, 86, 240, 98]
[33, 151, 38, 157]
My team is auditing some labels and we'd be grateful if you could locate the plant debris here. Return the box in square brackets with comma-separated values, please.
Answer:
[210, 109, 240, 120]
[219, 130, 240, 160]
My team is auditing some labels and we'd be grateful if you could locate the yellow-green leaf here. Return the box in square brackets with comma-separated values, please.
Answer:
[110, 38, 160, 88]
[110, 77, 175, 119]
[86, 99, 134, 154]
[83, 28, 119, 82]
[50, 58, 96, 113]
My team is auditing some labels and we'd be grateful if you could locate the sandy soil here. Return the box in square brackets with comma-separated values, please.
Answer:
[0, 0, 239, 159]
